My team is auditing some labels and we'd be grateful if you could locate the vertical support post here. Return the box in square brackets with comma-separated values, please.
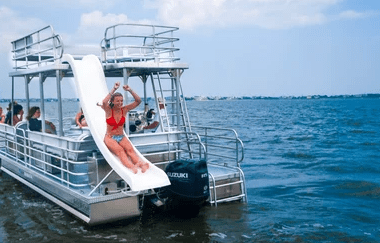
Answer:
[175, 70, 181, 130]
[123, 68, 130, 102]
[141, 75, 148, 115]
[152, 26, 157, 63]
[24, 76, 30, 115]
[39, 73, 47, 172]
[143, 75, 147, 106]
[170, 75, 175, 126]
[11, 77, 14, 125]
[56, 70, 63, 136]
[123, 68, 130, 135]
[39, 73, 46, 133]
[24, 75, 31, 165]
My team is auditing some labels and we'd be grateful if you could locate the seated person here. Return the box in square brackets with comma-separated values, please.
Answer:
[146, 108, 155, 125]
[4, 102, 23, 126]
[75, 108, 88, 128]
[26, 106, 56, 133]
[0, 106, 5, 123]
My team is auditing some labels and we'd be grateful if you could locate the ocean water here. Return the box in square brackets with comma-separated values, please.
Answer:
[0, 98, 380, 242]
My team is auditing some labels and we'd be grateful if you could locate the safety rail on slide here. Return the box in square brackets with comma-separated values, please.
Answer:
[191, 126, 245, 168]
[100, 23, 180, 64]
[11, 25, 64, 70]
[0, 122, 206, 195]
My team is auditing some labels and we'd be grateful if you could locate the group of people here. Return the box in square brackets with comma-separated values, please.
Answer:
[0, 102, 24, 126]
[0, 81, 150, 173]
[0, 102, 55, 133]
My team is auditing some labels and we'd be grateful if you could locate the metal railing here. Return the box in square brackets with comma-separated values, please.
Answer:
[0, 123, 247, 205]
[0, 123, 96, 190]
[191, 126, 245, 167]
[100, 23, 180, 64]
[132, 131, 206, 164]
[11, 25, 64, 70]
[0, 123, 206, 195]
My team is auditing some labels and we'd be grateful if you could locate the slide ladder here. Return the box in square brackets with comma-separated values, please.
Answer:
[150, 72, 192, 133]
[61, 54, 170, 192]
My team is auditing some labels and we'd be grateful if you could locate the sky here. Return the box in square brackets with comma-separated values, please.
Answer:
[0, 0, 379, 99]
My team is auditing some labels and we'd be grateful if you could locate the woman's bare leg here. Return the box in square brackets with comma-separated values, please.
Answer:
[104, 136, 138, 173]
[119, 137, 141, 165]
[125, 155, 149, 173]
[120, 138, 149, 173]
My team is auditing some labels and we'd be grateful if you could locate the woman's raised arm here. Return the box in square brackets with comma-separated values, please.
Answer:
[102, 82, 120, 110]
[122, 85, 141, 112]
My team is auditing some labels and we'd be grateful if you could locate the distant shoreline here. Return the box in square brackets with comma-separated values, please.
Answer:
[0, 93, 379, 103]
[186, 93, 380, 101]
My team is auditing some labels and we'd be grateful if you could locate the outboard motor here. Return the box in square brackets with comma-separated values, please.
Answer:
[164, 159, 209, 218]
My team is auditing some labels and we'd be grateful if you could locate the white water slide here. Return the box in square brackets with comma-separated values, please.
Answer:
[61, 54, 171, 191]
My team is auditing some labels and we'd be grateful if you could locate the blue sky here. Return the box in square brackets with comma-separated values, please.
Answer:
[0, 0, 379, 98]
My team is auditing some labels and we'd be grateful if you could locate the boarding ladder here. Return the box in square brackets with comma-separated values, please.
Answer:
[150, 72, 191, 133]
[208, 166, 247, 206]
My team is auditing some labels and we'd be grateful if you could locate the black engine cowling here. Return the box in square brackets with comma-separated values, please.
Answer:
[164, 159, 209, 217]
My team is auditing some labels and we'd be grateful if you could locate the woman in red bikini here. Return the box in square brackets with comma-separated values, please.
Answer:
[101, 82, 149, 174]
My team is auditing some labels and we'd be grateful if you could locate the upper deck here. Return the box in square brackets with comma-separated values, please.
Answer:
[9, 24, 189, 78]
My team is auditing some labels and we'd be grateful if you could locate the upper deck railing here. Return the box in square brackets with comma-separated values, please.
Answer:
[11, 25, 64, 70]
[10, 24, 182, 71]
[100, 24, 180, 64]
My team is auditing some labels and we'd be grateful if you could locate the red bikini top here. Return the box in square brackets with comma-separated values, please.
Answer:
[106, 108, 125, 130]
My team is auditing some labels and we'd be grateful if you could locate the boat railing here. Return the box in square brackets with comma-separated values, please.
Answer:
[11, 25, 64, 70]
[0, 123, 207, 196]
[191, 126, 245, 167]
[100, 23, 180, 64]
[0, 123, 97, 190]
[131, 131, 206, 167]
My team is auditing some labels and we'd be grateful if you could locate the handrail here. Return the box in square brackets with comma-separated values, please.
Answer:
[191, 125, 245, 167]
[103, 23, 179, 37]
[11, 25, 64, 70]
[100, 23, 180, 64]
[0, 123, 96, 189]
[130, 131, 207, 160]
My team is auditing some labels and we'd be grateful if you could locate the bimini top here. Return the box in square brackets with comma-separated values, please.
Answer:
[9, 24, 189, 78]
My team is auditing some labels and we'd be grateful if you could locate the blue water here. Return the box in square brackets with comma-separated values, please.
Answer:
[0, 98, 379, 242]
